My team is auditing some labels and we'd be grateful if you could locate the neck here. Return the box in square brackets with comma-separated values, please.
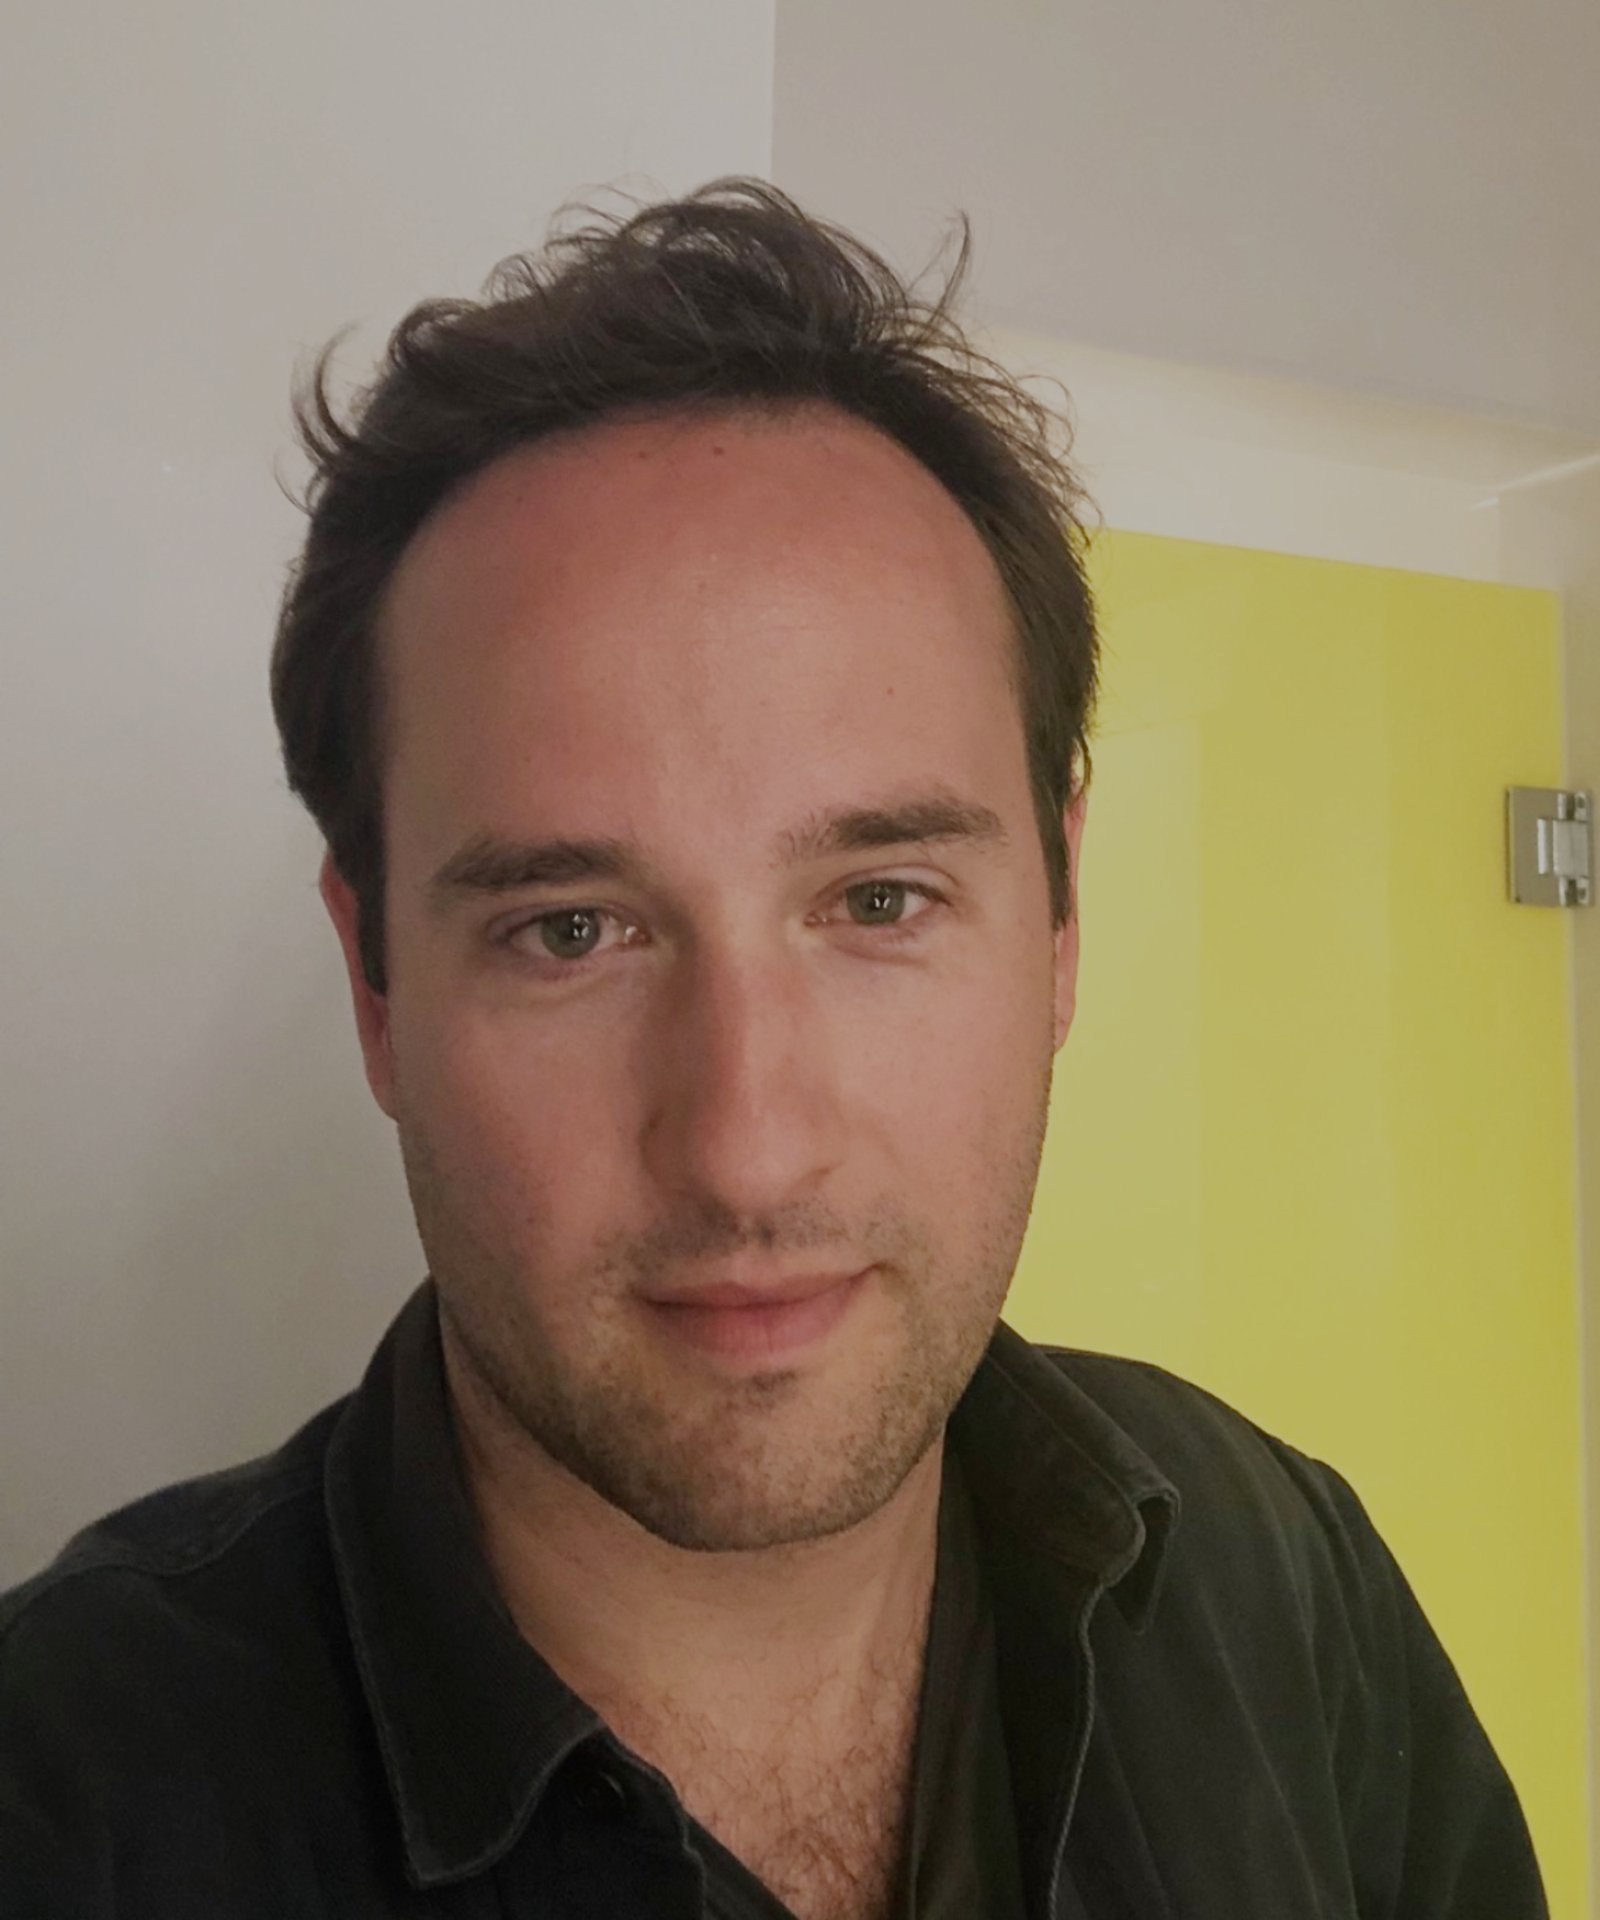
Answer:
[440, 1335, 945, 1757]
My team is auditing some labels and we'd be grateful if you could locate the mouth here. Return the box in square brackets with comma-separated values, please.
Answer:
[640, 1268, 872, 1365]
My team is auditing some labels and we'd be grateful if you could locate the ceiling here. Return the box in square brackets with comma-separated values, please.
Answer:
[773, 0, 1600, 439]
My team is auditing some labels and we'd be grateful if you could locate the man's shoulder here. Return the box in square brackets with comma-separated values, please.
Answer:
[0, 1395, 388, 1904]
[1028, 1342, 1384, 1613]
[1035, 1341, 1316, 1470]
[0, 1393, 351, 1698]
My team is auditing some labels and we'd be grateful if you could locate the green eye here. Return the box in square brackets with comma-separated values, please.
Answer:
[843, 879, 923, 925]
[502, 878, 948, 975]
[539, 907, 607, 961]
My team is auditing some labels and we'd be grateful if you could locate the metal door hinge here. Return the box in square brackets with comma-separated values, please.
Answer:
[1507, 787, 1592, 906]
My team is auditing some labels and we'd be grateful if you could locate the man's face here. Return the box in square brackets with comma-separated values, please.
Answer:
[324, 402, 1085, 1553]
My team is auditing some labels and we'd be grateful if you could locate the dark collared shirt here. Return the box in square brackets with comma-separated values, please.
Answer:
[0, 1280, 1548, 1917]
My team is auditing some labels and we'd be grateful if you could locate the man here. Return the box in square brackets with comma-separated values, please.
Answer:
[0, 179, 1547, 1918]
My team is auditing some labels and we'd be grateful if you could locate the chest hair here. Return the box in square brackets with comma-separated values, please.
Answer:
[608, 1669, 924, 1920]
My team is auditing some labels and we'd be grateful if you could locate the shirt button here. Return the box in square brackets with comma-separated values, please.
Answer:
[569, 1767, 630, 1818]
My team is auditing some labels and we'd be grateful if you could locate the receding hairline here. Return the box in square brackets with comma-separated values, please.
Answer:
[389, 391, 956, 548]
[366, 391, 1024, 774]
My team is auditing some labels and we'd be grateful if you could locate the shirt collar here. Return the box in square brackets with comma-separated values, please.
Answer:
[948, 1316, 1180, 1634]
[325, 1279, 1180, 1891]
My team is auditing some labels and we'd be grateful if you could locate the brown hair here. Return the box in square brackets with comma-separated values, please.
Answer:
[270, 177, 1100, 995]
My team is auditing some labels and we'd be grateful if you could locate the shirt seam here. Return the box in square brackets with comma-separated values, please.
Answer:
[0, 1467, 324, 1643]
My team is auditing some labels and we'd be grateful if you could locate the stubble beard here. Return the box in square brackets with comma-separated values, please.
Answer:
[393, 1054, 1054, 1554]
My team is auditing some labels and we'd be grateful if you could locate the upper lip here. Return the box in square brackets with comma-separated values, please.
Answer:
[643, 1269, 864, 1309]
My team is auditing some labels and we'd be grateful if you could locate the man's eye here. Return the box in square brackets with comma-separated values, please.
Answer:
[517, 904, 633, 966]
[500, 879, 947, 971]
[839, 877, 944, 929]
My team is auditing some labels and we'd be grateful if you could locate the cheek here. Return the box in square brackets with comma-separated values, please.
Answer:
[392, 945, 1049, 1207]
[924, 1009, 1043, 1161]
[854, 965, 1050, 1187]
[938, 964, 1058, 1181]
[395, 1005, 613, 1228]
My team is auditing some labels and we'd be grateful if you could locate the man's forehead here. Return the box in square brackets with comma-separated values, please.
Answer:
[372, 401, 1023, 824]
[425, 397, 935, 505]
[381, 400, 1005, 637]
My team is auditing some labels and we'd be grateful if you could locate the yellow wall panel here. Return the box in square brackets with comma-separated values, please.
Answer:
[1010, 528, 1586, 1916]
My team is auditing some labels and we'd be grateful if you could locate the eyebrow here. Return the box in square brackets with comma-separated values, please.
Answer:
[425, 787, 1010, 911]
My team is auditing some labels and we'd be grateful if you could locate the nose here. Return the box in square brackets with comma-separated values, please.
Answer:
[639, 933, 849, 1220]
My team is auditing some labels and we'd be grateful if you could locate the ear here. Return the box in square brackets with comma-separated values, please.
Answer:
[319, 851, 397, 1121]
[1051, 786, 1089, 1054]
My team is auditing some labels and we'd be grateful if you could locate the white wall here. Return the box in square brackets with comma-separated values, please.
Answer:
[773, 0, 1600, 438]
[978, 327, 1600, 587]
[0, 0, 775, 1584]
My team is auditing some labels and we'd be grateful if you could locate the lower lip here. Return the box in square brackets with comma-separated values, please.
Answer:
[643, 1269, 871, 1364]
